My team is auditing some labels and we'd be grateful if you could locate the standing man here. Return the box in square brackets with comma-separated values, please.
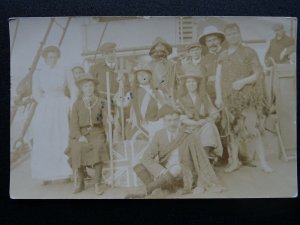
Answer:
[149, 37, 180, 105]
[215, 23, 272, 173]
[265, 22, 295, 66]
[198, 26, 225, 101]
[89, 42, 129, 143]
[89, 42, 121, 98]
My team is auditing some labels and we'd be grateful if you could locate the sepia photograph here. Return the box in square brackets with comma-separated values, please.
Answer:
[9, 16, 297, 199]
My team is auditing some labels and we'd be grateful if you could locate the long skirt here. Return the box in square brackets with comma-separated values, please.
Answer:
[31, 94, 72, 180]
[68, 128, 109, 170]
[196, 122, 223, 157]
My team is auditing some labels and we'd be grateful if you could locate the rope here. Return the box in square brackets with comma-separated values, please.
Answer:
[10, 18, 20, 55]
[92, 22, 109, 65]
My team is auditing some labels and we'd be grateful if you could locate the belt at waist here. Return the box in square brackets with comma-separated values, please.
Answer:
[80, 124, 103, 130]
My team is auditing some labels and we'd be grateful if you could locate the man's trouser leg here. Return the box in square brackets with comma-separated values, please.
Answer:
[146, 171, 176, 195]
[133, 163, 154, 185]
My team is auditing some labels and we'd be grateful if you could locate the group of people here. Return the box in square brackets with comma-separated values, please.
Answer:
[29, 22, 295, 198]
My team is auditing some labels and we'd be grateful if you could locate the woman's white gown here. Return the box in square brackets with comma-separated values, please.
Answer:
[31, 63, 76, 180]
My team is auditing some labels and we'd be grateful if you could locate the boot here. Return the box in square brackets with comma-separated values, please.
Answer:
[146, 171, 175, 195]
[124, 172, 176, 199]
[94, 163, 106, 195]
[73, 167, 85, 194]
[133, 164, 154, 185]
[124, 164, 154, 199]
[124, 187, 148, 199]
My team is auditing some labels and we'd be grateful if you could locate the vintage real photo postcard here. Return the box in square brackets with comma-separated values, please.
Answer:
[10, 16, 297, 199]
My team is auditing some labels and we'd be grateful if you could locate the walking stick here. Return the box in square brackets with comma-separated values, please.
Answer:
[106, 71, 114, 187]
[118, 57, 125, 141]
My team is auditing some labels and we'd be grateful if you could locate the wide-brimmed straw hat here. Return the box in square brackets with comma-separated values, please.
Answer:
[198, 26, 225, 46]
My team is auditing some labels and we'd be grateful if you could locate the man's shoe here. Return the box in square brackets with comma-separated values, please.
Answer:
[124, 187, 147, 199]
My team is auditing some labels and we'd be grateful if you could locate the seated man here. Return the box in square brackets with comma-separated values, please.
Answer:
[125, 105, 225, 199]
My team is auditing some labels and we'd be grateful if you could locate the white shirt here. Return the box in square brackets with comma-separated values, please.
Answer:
[188, 93, 197, 105]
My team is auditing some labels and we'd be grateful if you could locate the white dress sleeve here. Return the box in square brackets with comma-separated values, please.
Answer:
[32, 69, 44, 103]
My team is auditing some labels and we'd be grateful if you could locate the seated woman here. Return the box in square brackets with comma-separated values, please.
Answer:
[177, 70, 223, 163]
[114, 63, 165, 140]
[67, 74, 110, 195]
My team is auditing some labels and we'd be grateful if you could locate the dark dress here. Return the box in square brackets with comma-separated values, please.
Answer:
[67, 96, 109, 170]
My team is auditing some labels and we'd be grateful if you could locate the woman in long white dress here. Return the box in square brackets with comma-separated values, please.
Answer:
[31, 46, 78, 183]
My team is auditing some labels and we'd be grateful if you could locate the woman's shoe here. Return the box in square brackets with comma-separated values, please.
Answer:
[73, 182, 84, 194]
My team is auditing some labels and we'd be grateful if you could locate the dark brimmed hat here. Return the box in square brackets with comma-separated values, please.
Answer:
[98, 42, 117, 53]
[178, 66, 202, 81]
[42, 46, 61, 58]
[198, 26, 225, 46]
[76, 74, 98, 86]
[157, 104, 180, 119]
[133, 63, 152, 75]
[149, 37, 173, 56]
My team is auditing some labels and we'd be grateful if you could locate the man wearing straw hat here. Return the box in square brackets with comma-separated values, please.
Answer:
[198, 26, 226, 101]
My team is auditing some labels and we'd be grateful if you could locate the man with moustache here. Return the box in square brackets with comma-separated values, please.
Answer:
[198, 26, 226, 101]
[149, 37, 180, 105]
